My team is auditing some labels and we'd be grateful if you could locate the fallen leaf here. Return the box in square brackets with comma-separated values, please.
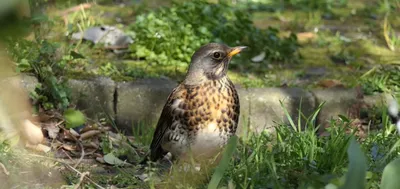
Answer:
[318, 79, 344, 88]
[103, 153, 130, 166]
[61, 144, 76, 151]
[80, 130, 101, 140]
[42, 121, 60, 139]
[82, 141, 99, 149]
[80, 124, 98, 133]
[69, 128, 80, 137]
[297, 32, 316, 42]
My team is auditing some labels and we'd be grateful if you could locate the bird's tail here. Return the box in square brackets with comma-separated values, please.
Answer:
[388, 98, 400, 131]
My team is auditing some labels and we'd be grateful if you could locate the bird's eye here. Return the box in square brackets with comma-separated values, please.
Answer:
[213, 52, 222, 59]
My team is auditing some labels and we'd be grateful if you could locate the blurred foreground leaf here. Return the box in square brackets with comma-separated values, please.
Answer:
[63, 108, 86, 129]
[0, 0, 19, 18]
[208, 135, 238, 189]
[381, 157, 400, 189]
[340, 137, 367, 189]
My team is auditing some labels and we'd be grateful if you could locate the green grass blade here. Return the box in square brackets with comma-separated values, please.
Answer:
[208, 135, 238, 189]
[381, 139, 400, 163]
[381, 158, 400, 189]
[340, 137, 367, 189]
[297, 97, 303, 132]
[279, 100, 297, 131]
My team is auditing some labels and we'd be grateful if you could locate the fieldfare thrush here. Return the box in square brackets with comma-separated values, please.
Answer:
[142, 43, 246, 164]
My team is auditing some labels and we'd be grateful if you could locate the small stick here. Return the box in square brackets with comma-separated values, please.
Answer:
[74, 140, 85, 169]
[0, 162, 9, 175]
[62, 149, 75, 160]
[60, 3, 94, 16]
[73, 171, 90, 189]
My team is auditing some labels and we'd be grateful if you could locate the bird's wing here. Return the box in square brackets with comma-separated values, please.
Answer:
[149, 85, 182, 160]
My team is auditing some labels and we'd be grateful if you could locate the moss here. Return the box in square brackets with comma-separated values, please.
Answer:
[122, 60, 187, 81]
[34, 0, 400, 89]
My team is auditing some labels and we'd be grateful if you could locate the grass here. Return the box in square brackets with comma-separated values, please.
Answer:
[64, 100, 396, 189]
[1, 94, 400, 188]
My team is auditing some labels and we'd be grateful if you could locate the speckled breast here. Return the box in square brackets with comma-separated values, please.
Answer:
[161, 77, 240, 159]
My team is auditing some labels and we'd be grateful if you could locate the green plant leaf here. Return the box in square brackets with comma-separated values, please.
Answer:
[381, 157, 400, 189]
[70, 51, 85, 59]
[340, 137, 367, 189]
[63, 108, 86, 129]
[338, 114, 350, 122]
[103, 153, 127, 166]
[207, 135, 238, 189]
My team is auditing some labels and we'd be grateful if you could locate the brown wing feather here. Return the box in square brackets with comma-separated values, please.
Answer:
[148, 85, 181, 161]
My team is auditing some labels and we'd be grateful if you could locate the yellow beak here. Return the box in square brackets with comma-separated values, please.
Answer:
[227, 46, 247, 57]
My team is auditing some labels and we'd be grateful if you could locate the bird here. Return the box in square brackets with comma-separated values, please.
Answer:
[388, 98, 400, 133]
[141, 43, 246, 165]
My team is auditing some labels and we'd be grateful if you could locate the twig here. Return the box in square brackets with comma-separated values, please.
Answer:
[62, 149, 75, 160]
[59, 3, 94, 16]
[57, 125, 85, 168]
[0, 162, 9, 175]
[74, 140, 85, 169]
[73, 171, 90, 189]
[55, 120, 65, 127]
[27, 154, 105, 189]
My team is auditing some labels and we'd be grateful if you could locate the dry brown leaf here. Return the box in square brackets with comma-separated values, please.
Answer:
[42, 121, 60, 139]
[297, 32, 316, 42]
[69, 128, 80, 137]
[317, 79, 344, 88]
[62, 144, 77, 151]
[100, 126, 112, 132]
[80, 130, 101, 140]
[80, 124, 98, 133]
[82, 141, 99, 149]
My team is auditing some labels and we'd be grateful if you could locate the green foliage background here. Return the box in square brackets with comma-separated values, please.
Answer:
[130, 1, 299, 67]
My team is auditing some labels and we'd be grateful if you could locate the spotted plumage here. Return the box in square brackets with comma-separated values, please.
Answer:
[143, 43, 245, 163]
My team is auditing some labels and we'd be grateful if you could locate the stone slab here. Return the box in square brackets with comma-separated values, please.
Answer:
[68, 77, 116, 120]
[239, 87, 316, 135]
[312, 88, 361, 134]
[116, 78, 177, 132]
[20, 74, 39, 93]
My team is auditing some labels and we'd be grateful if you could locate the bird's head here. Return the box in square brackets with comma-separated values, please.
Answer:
[184, 43, 246, 85]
